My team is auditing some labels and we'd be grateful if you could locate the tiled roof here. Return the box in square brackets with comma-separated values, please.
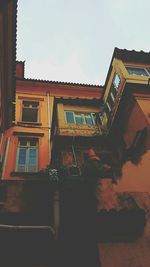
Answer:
[114, 47, 150, 64]
[17, 77, 103, 88]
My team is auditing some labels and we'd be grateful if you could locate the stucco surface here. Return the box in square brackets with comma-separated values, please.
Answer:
[98, 192, 150, 267]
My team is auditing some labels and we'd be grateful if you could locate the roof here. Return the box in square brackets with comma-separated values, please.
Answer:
[113, 47, 150, 64]
[104, 47, 150, 90]
[17, 77, 102, 88]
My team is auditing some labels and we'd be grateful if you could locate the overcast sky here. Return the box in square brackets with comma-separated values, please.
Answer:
[17, 0, 150, 85]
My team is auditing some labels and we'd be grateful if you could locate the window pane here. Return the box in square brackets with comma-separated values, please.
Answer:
[23, 101, 39, 108]
[30, 140, 37, 146]
[91, 113, 96, 125]
[19, 139, 28, 146]
[113, 74, 121, 89]
[85, 115, 93, 125]
[23, 101, 30, 107]
[65, 112, 74, 123]
[28, 148, 37, 165]
[31, 102, 39, 107]
[22, 108, 38, 122]
[75, 114, 83, 124]
[126, 67, 148, 76]
[18, 148, 26, 164]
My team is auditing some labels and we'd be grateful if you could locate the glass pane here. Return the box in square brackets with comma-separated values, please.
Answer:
[30, 140, 37, 147]
[113, 74, 121, 89]
[22, 108, 38, 122]
[19, 139, 28, 146]
[65, 112, 74, 123]
[18, 148, 26, 164]
[75, 114, 83, 124]
[127, 67, 148, 76]
[85, 115, 93, 125]
[23, 101, 30, 107]
[28, 148, 37, 165]
[23, 101, 39, 108]
[31, 102, 39, 107]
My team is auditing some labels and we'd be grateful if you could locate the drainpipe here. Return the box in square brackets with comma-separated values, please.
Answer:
[47, 93, 60, 239]
[0, 133, 3, 161]
[72, 136, 77, 165]
[1, 137, 10, 179]
[47, 93, 51, 162]
[0, 133, 3, 150]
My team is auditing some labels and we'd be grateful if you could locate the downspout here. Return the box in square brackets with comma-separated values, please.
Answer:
[0, 133, 3, 161]
[1, 137, 10, 179]
[47, 93, 60, 239]
[72, 136, 77, 165]
[47, 93, 51, 162]
[0, 133, 3, 150]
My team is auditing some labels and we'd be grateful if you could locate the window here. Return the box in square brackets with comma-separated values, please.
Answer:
[16, 138, 38, 172]
[113, 74, 121, 90]
[65, 111, 96, 126]
[104, 73, 121, 116]
[22, 101, 39, 122]
[74, 113, 84, 124]
[126, 67, 150, 76]
[65, 111, 75, 123]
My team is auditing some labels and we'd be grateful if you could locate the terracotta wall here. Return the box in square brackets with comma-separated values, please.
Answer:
[98, 192, 150, 267]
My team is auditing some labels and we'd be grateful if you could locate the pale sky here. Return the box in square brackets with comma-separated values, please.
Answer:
[17, 0, 150, 85]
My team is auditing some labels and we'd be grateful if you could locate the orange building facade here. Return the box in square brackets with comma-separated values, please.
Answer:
[0, 61, 102, 179]
[1, 48, 150, 267]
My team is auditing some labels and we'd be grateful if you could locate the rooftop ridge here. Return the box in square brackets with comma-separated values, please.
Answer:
[17, 77, 103, 88]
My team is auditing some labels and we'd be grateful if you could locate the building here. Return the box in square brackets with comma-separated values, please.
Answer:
[0, 48, 150, 267]
[98, 48, 150, 191]
[1, 61, 102, 179]
[96, 48, 150, 267]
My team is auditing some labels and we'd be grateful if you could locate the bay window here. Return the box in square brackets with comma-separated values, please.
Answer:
[65, 111, 96, 126]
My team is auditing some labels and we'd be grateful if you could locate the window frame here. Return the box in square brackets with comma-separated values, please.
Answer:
[21, 100, 40, 123]
[65, 111, 96, 126]
[126, 66, 150, 77]
[106, 102, 111, 112]
[16, 138, 38, 173]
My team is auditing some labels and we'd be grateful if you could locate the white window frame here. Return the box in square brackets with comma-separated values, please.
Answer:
[16, 139, 38, 172]
[106, 102, 111, 112]
[126, 66, 150, 77]
[65, 111, 96, 125]
[110, 92, 115, 102]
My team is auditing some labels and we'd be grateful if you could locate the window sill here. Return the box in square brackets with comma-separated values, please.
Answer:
[11, 171, 39, 177]
[17, 121, 42, 126]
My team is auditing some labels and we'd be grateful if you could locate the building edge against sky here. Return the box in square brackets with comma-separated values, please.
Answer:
[0, 0, 150, 265]
[0, 47, 149, 267]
